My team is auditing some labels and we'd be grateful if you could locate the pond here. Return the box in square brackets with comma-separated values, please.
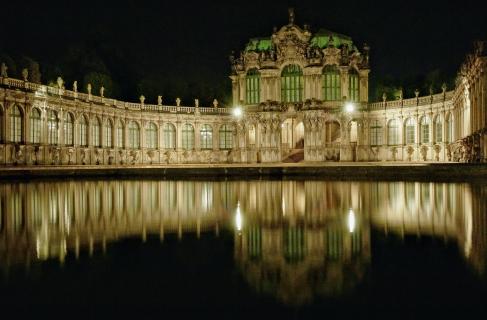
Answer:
[0, 180, 486, 318]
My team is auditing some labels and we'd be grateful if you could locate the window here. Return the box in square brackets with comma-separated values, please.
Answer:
[29, 107, 41, 144]
[64, 112, 74, 146]
[348, 69, 359, 102]
[370, 119, 383, 146]
[434, 116, 442, 143]
[182, 124, 194, 150]
[47, 110, 58, 145]
[323, 65, 341, 101]
[281, 64, 303, 103]
[79, 116, 88, 147]
[219, 124, 234, 149]
[145, 122, 157, 149]
[445, 113, 453, 143]
[420, 116, 430, 144]
[116, 121, 124, 148]
[387, 119, 399, 145]
[200, 124, 213, 149]
[105, 120, 113, 148]
[405, 118, 415, 144]
[128, 121, 140, 149]
[92, 118, 101, 147]
[246, 68, 260, 104]
[163, 123, 176, 149]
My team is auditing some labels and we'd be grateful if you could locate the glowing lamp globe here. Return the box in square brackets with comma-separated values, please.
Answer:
[345, 102, 355, 113]
[233, 106, 243, 117]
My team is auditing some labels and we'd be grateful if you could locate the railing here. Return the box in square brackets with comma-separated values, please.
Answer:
[0, 76, 232, 115]
[368, 91, 454, 111]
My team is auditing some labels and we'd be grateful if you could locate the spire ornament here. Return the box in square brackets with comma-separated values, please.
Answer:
[288, 8, 295, 25]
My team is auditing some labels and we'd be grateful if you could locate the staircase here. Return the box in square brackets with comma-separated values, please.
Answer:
[282, 149, 304, 163]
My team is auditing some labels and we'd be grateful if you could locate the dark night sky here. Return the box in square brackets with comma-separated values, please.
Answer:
[1, 0, 486, 103]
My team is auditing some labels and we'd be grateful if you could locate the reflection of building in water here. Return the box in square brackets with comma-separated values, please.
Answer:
[1, 180, 486, 301]
[234, 181, 371, 305]
[365, 181, 487, 275]
[0, 181, 239, 267]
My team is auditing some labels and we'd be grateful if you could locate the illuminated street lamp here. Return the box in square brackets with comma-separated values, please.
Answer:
[345, 102, 355, 113]
[233, 106, 243, 118]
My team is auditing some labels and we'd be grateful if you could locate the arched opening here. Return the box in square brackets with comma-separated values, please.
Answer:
[200, 124, 213, 150]
[350, 120, 358, 161]
[248, 125, 256, 148]
[246, 68, 260, 104]
[281, 64, 303, 103]
[325, 120, 341, 145]
[163, 123, 176, 149]
[281, 119, 304, 150]
[294, 122, 304, 149]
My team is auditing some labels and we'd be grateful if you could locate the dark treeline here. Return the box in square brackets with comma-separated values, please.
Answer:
[1, 48, 455, 105]
[0, 44, 231, 107]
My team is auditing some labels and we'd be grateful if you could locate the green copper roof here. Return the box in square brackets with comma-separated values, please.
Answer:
[244, 28, 357, 52]
[245, 38, 272, 52]
[310, 29, 355, 49]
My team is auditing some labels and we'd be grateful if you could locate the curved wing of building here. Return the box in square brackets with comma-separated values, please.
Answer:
[0, 10, 485, 165]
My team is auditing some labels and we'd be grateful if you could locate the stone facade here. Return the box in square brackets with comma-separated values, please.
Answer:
[0, 10, 485, 166]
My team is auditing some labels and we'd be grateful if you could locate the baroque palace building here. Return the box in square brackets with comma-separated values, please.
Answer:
[0, 9, 486, 166]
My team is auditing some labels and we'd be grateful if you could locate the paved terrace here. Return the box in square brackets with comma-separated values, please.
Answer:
[1, 162, 486, 181]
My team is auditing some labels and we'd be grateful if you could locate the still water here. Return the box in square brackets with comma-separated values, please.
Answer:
[0, 179, 486, 318]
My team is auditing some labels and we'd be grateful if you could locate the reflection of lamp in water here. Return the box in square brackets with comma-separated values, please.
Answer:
[236, 201, 242, 232]
[348, 209, 356, 233]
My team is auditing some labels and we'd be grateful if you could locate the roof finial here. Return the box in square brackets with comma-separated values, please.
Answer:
[288, 8, 295, 25]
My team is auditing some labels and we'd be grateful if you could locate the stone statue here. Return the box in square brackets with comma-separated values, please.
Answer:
[139, 95, 145, 104]
[157, 95, 162, 106]
[213, 99, 218, 108]
[87, 83, 92, 95]
[194, 99, 199, 108]
[176, 97, 181, 107]
[57, 76, 63, 89]
[100, 86, 105, 98]
[22, 68, 29, 81]
[288, 8, 295, 25]
[1, 63, 7, 77]
[73, 81, 78, 92]
[414, 89, 420, 98]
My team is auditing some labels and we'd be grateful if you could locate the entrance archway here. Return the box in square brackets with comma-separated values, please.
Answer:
[281, 119, 305, 162]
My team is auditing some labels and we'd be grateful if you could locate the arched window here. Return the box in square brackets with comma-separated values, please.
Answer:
[64, 112, 74, 146]
[92, 117, 101, 147]
[163, 123, 176, 149]
[387, 119, 399, 145]
[182, 124, 194, 150]
[434, 116, 442, 143]
[104, 120, 113, 148]
[405, 118, 415, 144]
[10, 105, 24, 143]
[145, 122, 157, 149]
[47, 110, 59, 145]
[0, 107, 3, 143]
[246, 68, 260, 104]
[323, 65, 341, 101]
[79, 116, 88, 147]
[29, 107, 41, 144]
[200, 124, 213, 149]
[420, 116, 430, 144]
[348, 69, 359, 102]
[370, 120, 383, 146]
[219, 124, 234, 149]
[281, 64, 303, 103]
[128, 121, 140, 149]
[445, 113, 453, 143]
[116, 120, 124, 148]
